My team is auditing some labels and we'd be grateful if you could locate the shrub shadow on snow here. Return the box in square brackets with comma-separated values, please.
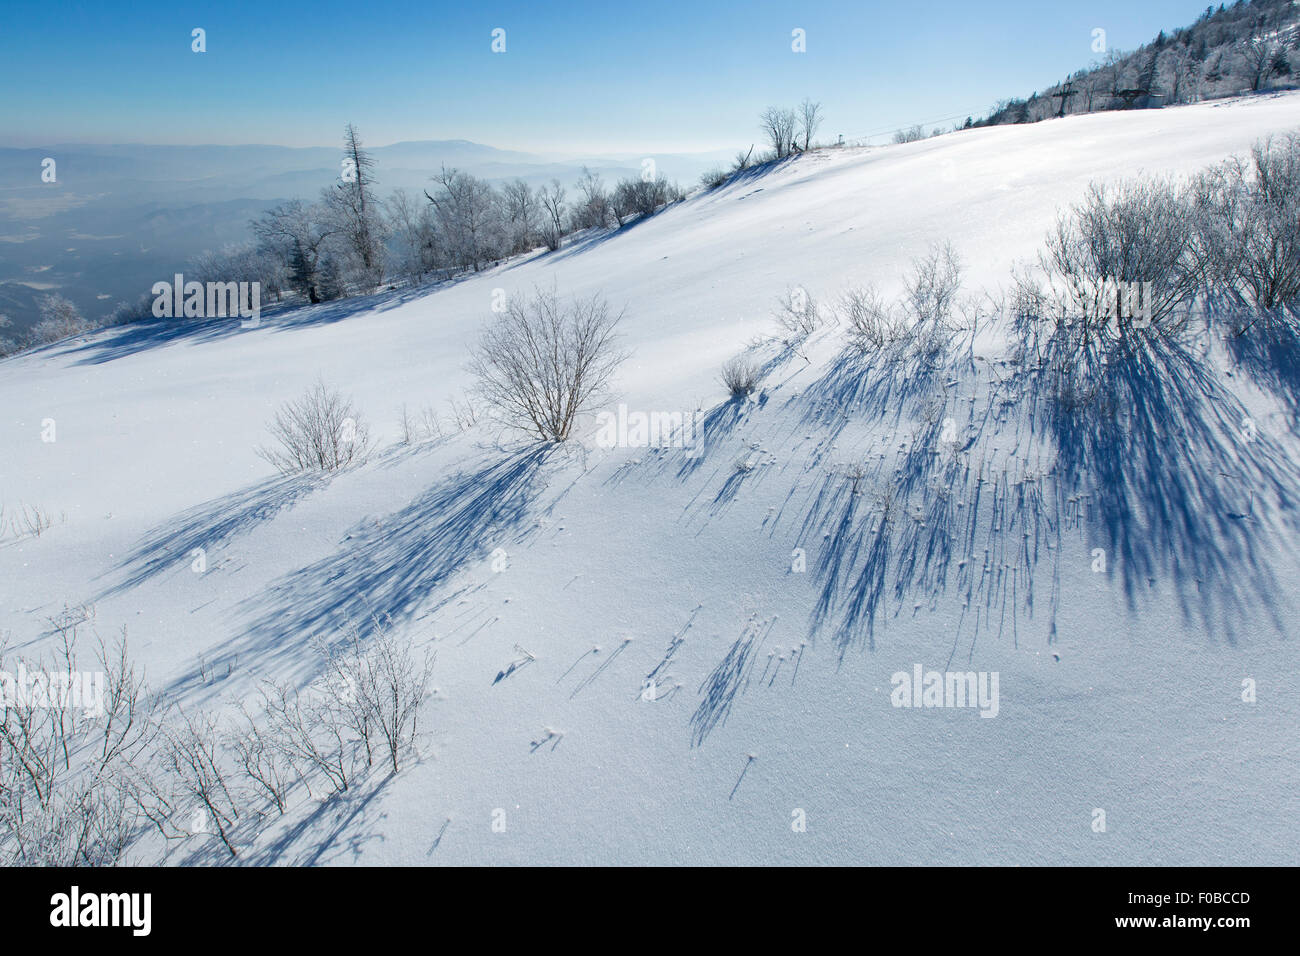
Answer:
[97, 473, 326, 599]
[779, 313, 1300, 656]
[1019, 330, 1299, 637]
[690, 617, 775, 746]
[210, 446, 555, 684]
[1221, 314, 1300, 433]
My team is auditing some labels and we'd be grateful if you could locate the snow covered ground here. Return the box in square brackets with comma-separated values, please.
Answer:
[3, 92, 1300, 865]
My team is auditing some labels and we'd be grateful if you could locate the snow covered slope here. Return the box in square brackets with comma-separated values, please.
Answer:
[3, 93, 1300, 865]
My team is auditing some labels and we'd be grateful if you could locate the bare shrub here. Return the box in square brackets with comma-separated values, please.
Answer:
[161, 711, 241, 857]
[324, 617, 434, 775]
[258, 680, 358, 796]
[893, 124, 926, 144]
[470, 287, 626, 442]
[1192, 135, 1300, 323]
[257, 379, 371, 474]
[0, 619, 162, 866]
[1040, 178, 1199, 341]
[775, 286, 821, 336]
[700, 167, 729, 190]
[720, 354, 762, 397]
[904, 241, 963, 327]
[27, 294, 92, 347]
[840, 284, 907, 352]
[228, 704, 294, 815]
[9, 504, 55, 539]
[445, 394, 479, 431]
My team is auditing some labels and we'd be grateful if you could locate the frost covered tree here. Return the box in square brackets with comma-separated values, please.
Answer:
[322, 124, 387, 291]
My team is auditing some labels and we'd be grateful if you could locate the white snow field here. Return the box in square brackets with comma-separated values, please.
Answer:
[3, 92, 1300, 865]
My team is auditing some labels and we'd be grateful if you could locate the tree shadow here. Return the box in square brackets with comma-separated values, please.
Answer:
[197, 446, 557, 686]
[61, 284, 438, 367]
[95, 473, 326, 599]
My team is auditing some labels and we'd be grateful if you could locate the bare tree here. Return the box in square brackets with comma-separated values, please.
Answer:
[322, 123, 387, 290]
[798, 98, 823, 151]
[385, 187, 439, 284]
[1241, 36, 1281, 91]
[572, 166, 612, 230]
[424, 166, 502, 272]
[251, 200, 338, 304]
[759, 107, 798, 159]
[540, 179, 567, 250]
[501, 178, 540, 254]
[470, 287, 626, 442]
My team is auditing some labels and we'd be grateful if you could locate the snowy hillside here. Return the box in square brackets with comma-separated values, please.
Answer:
[3, 93, 1300, 865]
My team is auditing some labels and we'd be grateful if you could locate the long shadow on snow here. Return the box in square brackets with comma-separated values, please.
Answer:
[61, 284, 438, 367]
[95, 473, 326, 599]
[222, 446, 555, 678]
[1221, 313, 1300, 433]
[1022, 330, 1299, 638]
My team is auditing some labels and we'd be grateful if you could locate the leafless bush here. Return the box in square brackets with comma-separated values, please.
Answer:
[470, 287, 626, 442]
[775, 286, 821, 336]
[161, 711, 241, 858]
[0, 618, 162, 866]
[446, 394, 479, 431]
[257, 379, 371, 474]
[720, 354, 762, 397]
[700, 167, 729, 190]
[324, 617, 434, 775]
[228, 705, 294, 815]
[27, 294, 93, 347]
[893, 124, 926, 144]
[0, 315, 18, 357]
[904, 241, 963, 327]
[1040, 178, 1199, 342]
[398, 404, 418, 445]
[259, 679, 359, 797]
[840, 284, 908, 352]
[7, 504, 55, 539]
[1191, 135, 1300, 325]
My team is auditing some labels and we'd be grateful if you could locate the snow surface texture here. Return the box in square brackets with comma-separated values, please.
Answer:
[3, 93, 1300, 865]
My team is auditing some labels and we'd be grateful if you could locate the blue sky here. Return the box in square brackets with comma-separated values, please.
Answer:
[2, 0, 1213, 154]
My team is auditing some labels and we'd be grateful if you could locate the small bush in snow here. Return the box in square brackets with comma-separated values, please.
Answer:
[720, 354, 762, 397]
[324, 617, 435, 775]
[775, 287, 821, 336]
[840, 284, 907, 352]
[257, 379, 371, 474]
[904, 241, 963, 327]
[27, 294, 92, 347]
[470, 287, 625, 442]
[700, 167, 729, 190]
